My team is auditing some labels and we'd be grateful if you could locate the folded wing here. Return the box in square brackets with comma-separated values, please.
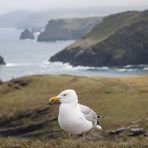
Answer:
[80, 104, 98, 127]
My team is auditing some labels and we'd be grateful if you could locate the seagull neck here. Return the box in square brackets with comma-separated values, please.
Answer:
[59, 102, 78, 116]
[61, 102, 78, 108]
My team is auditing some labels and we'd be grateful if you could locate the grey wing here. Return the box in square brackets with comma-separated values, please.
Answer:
[80, 104, 97, 127]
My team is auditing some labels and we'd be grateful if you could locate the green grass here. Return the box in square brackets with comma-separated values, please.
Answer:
[0, 75, 148, 128]
[0, 137, 147, 148]
[86, 11, 140, 40]
[0, 75, 148, 147]
[65, 11, 140, 50]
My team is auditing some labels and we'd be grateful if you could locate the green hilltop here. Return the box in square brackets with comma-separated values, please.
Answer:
[0, 75, 148, 138]
[86, 11, 140, 40]
[0, 75, 148, 146]
[50, 10, 148, 67]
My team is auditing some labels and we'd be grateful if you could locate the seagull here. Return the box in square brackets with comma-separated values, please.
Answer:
[49, 89, 102, 139]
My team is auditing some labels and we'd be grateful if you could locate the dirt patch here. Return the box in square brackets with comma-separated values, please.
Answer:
[8, 79, 29, 89]
[0, 106, 60, 138]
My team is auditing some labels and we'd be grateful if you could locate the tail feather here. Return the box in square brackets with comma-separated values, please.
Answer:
[95, 125, 102, 130]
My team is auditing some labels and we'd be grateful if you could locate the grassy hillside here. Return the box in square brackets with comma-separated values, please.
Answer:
[62, 11, 140, 49]
[86, 11, 140, 40]
[50, 10, 148, 66]
[0, 75, 148, 147]
[37, 17, 102, 41]
[0, 75, 148, 123]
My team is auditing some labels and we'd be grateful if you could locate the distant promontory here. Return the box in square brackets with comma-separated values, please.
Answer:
[50, 10, 148, 67]
[0, 55, 5, 65]
[20, 29, 35, 40]
[37, 17, 102, 41]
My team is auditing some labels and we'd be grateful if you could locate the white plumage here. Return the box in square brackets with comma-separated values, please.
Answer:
[49, 89, 102, 135]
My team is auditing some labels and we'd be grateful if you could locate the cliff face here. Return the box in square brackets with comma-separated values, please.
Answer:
[20, 29, 35, 40]
[0, 56, 5, 65]
[50, 10, 148, 67]
[37, 17, 102, 41]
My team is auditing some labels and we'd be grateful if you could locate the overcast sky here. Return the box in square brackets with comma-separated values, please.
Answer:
[0, 0, 148, 14]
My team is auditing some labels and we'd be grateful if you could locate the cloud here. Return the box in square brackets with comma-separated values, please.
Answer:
[0, 0, 147, 13]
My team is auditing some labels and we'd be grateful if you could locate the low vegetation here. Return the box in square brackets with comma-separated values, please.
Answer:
[0, 137, 147, 148]
[0, 75, 148, 147]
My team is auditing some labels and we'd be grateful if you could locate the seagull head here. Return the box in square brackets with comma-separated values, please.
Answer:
[49, 89, 78, 105]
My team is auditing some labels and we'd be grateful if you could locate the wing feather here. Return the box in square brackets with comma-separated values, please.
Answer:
[79, 104, 97, 126]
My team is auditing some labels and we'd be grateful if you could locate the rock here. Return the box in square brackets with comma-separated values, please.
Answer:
[0, 79, 3, 85]
[0, 55, 5, 65]
[8, 79, 29, 89]
[20, 29, 35, 40]
[128, 128, 146, 136]
[108, 127, 126, 135]
[127, 124, 140, 129]
[47, 130, 61, 139]
[37, 17, 102, 41]
[50, 10, 148, 67]
[0, 120, 47, 136]
[0, 107, 52, 137]
[144, 130, 148, 136]
[132, 119, 142, 124]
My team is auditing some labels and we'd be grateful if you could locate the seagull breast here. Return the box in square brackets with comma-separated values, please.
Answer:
[58, 103, 93, 134]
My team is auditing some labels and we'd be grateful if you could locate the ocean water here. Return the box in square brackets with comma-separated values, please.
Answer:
[0, 28, 148, 81]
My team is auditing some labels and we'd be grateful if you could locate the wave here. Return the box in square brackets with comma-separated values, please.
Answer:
[125, 65, 133, 68]
[46, 62, 148, 71]
[116, 68, 127, 72]
[6, 63, 38, 67]
[6, 63, 19, 67]
[4, 61, 148, 75]
[143, 67, 148, 70]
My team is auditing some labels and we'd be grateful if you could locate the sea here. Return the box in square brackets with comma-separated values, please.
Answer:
[0, 28, 148, 81]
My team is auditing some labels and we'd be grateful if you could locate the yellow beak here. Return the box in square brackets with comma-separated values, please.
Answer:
[49, 96, 60, 105]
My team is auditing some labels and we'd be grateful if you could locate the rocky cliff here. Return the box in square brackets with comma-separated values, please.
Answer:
[50, 10, 148, 67]
[37, 17, 102, 41]
[0, 56, 5, 65]
[20, 29, 35, 40]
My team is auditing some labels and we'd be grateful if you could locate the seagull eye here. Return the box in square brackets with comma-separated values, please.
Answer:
[63, 94, 67, 96]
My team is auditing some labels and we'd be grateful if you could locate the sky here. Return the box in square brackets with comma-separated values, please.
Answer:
[0, 0, 148, 14]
